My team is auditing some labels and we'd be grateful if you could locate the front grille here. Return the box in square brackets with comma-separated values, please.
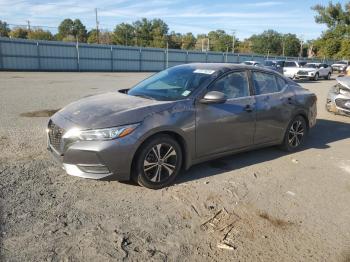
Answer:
[297, 71, 309, 76]
[48, 121, 64, 153]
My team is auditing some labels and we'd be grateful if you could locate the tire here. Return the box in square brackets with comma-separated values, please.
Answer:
[132, 135, 183, 189]
[280, 116, 307, 152]
[314, 73, 319, 81]
[324, 72, 331, 80]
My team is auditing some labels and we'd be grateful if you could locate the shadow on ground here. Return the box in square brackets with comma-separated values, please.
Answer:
[177, 118, 350, 184]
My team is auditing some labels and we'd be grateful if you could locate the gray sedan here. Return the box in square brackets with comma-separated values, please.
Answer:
[47, 63, 317, 189]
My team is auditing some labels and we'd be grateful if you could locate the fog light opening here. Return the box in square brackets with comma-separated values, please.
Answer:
[77, 164, 110, 174]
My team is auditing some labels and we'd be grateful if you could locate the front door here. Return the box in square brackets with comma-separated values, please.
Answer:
[195, 70, 256, 158]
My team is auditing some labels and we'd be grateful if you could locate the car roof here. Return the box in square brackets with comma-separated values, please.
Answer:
[177, 63, 276, 74]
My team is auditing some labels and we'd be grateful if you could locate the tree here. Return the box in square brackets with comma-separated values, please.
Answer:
[112, 23, 135, 45]
[87, 29, 112, 44]
[27, 28, 53, 40]
[0, 20, 10, 37]
[282, 34, 300, 57]
[9, 28, 28, 39]
[57, 18, 87, 42]
[249, 30, 283, 55]
[168, 31, 182, 49]
[181, 33, 196, 50]
[208, 30, 232, 52]
[311, 2, 350, 59]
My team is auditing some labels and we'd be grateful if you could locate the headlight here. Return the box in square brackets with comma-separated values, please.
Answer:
[63, 123, 139, 141]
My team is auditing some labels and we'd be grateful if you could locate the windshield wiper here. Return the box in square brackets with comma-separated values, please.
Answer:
[132, 94, 156, 100]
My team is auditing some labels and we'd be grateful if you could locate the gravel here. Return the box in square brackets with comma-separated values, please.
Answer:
[1, 72, 350, 261]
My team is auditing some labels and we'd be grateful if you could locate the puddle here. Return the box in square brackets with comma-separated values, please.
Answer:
[20, 109, 60, 117]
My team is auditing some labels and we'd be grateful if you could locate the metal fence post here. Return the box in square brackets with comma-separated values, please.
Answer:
[205, 52, 208, 63]
[0, 39, 3, 70]
[139, 48, 142, 72]
[37, 42, 41, 71]
[237, 54, 240, 63]
[76, 41, 80, 72]
[110, 46, 113, 72]
[186, 51, 188, 64]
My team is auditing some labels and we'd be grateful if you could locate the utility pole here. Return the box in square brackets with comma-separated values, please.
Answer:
[231, 30, 236, 53]
[26, 20, 31, 31]
[299, 35, 304, 58]
[95, 8, 99, 44]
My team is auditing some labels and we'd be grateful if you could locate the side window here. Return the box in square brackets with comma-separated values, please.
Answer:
[276, 76, 287, 91]
[285, 62, 296, 67]
[210, 71, 249, 99]
[252, 71, 279, 95]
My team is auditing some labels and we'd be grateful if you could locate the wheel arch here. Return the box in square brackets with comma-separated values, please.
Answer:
[130, 130, 191, 179]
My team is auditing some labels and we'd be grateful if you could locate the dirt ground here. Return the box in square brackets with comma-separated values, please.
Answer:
[0, 72, 350, 262]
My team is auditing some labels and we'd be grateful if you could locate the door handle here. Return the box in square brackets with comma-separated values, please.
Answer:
[244, 104, 253, 112]
[287, 97, 293, 104]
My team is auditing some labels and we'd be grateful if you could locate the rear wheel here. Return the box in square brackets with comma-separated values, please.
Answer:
[280, 116, 307, 152]
[324, 72, 331, 80]
[132, 135, 182, 189]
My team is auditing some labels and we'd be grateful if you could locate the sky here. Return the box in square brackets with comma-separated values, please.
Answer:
[0, 0, 348, 40]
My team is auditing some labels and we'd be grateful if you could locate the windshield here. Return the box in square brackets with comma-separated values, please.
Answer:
[264, 61, 274, 66]
[304, 64, 317, 68]
[335, 61, 347, 65]
[128, 66, 215, 101]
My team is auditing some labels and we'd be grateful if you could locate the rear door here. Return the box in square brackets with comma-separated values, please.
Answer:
[195, 70, 256, 157]
[252, 71, 295, 144]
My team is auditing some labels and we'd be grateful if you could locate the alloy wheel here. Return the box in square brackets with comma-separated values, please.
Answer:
[143, 143, 178, 183]
[288, 120, 305, 148]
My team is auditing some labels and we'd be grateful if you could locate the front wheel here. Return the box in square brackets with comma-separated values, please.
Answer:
[280, 116, 307, 152]
[324, 72, 331, 80]
[313, 73, 319, 81]
[132, 135, 182, 189]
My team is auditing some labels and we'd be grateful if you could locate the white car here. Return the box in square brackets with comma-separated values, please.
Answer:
[331, 61, 349, 73]
[295, 63, 332, 81]
[241, 61, 263, 67]
[283, 61, 307, 79]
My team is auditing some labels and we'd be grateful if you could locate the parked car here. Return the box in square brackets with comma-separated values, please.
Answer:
[295, 63, 332, 81]
[241, 61, 263, 67]
[283, 61, 307, 79]
[264, 60, 285, 74]
[331, 61, 350, 73]
[47, 63, 317, 189]
[326, 77, 350, 116]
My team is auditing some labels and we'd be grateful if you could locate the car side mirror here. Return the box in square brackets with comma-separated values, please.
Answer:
[200, 91, 227, 104]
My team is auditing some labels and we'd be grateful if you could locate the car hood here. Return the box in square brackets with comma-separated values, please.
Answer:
[332, 63, 346, 67]
[337, 77, 350, 90]
[55, 91, 174, 129]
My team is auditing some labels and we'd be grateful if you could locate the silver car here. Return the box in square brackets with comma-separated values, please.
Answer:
[47, 63, 317, 189]
[326, 77, 350, 116]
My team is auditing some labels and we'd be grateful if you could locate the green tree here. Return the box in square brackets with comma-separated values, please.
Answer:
[57, 18, 87, 42]
[9, 28, 28, 39]
[249, 30, 283, 55]
[112, 23, 135, 45]
[181, 32, 196, 50]
[312, 2, 350, 59]
[208, 30, 232, 52]
[168, 31, 182, 49]
[282, 34, 300, 57]
[27, 28, 53, 40]
[0, 20, 10, 37]
[87, 29, 112, 44]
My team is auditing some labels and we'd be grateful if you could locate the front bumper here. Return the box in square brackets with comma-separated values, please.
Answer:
[47, 114, 138, 181]
[326, 90, 350, 116]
